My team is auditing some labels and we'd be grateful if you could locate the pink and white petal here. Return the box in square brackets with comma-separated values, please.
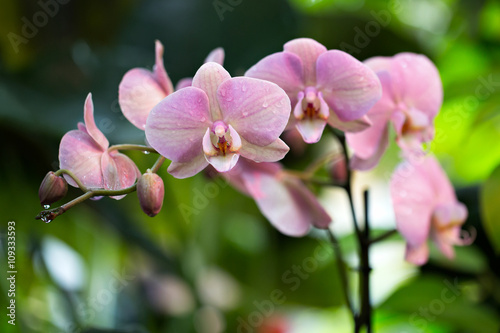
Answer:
[222, 159, 283, 196]
[146, 87, 212, 163]
[349, 123, 390, 171]
[167, 154, 209, 179]
[244, 52, 304, 104]
[175, 77, 193, 90]
[239, 138, 289, 163]
[206, 153, 240, 173]
[204, 47, 225, 65]
[83, 93, 108, 149]
[154, 40, 174, 96]
[328, 113, 372, 133]
[420, 156, 457, 205]
[405, 242, 429, 266]
[242, 171, 311, 237]
[113, 152, 141, 188]
[295, 118, 327, 144]
[390, 159, 436, 248]
[59, 130, 104, 188]
[192, 62, 231, 121]
[218, 77, 291, 146]
[284, 178, 332, 229]
[391, 53, 443, 118]
[346, 110, 392, 161]
[101, 153, 120, 192]
[283, 38, 327, 86]
[317, 50, 382, 121]
[119, 68, 169, 130]
[364, 56, 392, 73]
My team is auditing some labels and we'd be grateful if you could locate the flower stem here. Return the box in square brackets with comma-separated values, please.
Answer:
[327, 229, 355, 319]
[36, 156, 166, 223]
[107, 144, 158, 153]
[369, 229, 398, 245]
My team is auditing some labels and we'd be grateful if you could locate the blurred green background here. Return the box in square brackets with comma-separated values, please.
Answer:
[1, 0, 499, 332]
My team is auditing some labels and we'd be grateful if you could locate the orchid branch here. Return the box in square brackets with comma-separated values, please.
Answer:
[36, 156, 166, 223]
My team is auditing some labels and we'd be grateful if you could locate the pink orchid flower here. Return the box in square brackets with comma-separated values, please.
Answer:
[390, 155, 472, 265]
[145, 62, 291, 179]
[175, 47, 225, 90]
[119, 40, 224, 130]
[245, 38, 382, 143]
[59, 93, 140, 199]
[346, 53, 443, 170]
[224, 159, 331, 237]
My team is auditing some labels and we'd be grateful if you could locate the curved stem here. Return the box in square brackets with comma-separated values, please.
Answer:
[107, 144, 158, 153]
[54, 169, 88, 192]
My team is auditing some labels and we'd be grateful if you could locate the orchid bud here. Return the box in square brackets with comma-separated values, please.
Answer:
[137, 170, 164, 217]
[39, 171, 68, 207]
[330, 157, 348, 186]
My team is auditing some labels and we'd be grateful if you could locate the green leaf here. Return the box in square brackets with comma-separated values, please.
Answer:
[480, 164, 500, 254]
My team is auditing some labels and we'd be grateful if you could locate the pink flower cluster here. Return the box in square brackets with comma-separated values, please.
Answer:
[54, 38, 471, 264]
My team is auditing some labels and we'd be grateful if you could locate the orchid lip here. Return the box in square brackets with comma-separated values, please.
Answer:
[294, 88, 329, 121]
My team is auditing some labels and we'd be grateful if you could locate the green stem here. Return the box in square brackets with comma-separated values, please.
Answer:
[54, 169, 88, 192]
[107, 144, 157, 153]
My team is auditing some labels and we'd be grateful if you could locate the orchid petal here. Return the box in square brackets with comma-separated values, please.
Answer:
[218, 77, 291, 146]
[364, 56, 392, 73]
[284, 178, 332, 229]
[283, 38, 327, 86]
[204, 47, 225, 65]
[390, 159, 436, 248]
[239, 138, 289, 163]
[192, 62, 231, 121]
[390, 53, 443, 118]
[242, 169, 311, 237]
[295, 119, 327, 144]
[119, 68, 170, 130]
[175, 78, 193, 90]
[101, 153, 120, 191]
[146, 87, 212, 163]
[206, 153, 240, 173]
[154, 40, 174, 96]
[349, 123, 390, 171]
[167, 154, 209, 179]
[328, 113, 372, 133]
[83, 93, 108, 149]
[107, 152, 141, 200]
[317, 50, 381, 121]
[245, 52, 304, 106]
[59, 130, 104, 188]
[405, 242, 429, 266]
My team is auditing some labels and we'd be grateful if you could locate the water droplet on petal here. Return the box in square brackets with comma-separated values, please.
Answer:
[241, 85, 247, 92]
[262, 101, 268, 108]
[242, 111, 248, 117]
[143, 151, 150, 155]
[200, 116, 206, 122]
[44, 204, 50, 209]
